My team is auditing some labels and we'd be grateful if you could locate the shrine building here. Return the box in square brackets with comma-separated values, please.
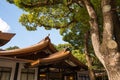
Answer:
[0, 32, 89, 80]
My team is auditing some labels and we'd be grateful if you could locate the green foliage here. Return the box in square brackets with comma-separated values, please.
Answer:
[72, 50, 86, 64]
[7, 0, 90, 31]
[116, 0, 120, 5]
[6, 46, 20, 50]
[19, 13, 38, 31]
[18, 4, 73, 30]
[55, 43, 86, 64]
[55, 43, 72, 51]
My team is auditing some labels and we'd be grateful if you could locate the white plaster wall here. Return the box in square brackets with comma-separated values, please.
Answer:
[0, 60, 16, 80]
[0, 59, 38, 80]
[17, 63, 38, 80]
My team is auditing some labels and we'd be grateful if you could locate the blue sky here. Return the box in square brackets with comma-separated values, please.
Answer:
[0, 0, 67, 49]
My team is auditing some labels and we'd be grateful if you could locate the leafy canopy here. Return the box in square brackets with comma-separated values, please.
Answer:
[6, 0, 113, 69]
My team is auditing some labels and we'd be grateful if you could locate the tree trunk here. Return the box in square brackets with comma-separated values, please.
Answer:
[84, 31, 96, 80]
[103, 53, 120, 80]
[101, 0, 120, 79]
[83, 0, 120, 80]
[105, 65, 120, 80]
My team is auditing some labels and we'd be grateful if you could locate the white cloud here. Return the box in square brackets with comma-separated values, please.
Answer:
[0, 18, 10, 32]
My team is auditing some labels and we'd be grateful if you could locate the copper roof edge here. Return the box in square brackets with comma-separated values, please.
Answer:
[0, 56, 34, 63]
[0, 36, 51, 56]
[27, 48, 88, 69]
[29, 49, 70, 67]
[0, 32, 15, 40]
[0, 32, 15, 46]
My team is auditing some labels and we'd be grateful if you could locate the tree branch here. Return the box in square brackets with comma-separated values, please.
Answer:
[20, 0, 80, 8]
[84, 31, 96, 80]
[83, 0, 104, 63]
[20, 0, 62, 8]
[39, 19, 77, 29]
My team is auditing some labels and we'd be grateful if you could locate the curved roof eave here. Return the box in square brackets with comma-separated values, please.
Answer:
[0, 36, 53, 56]
[30, 49, 70, 67]
[28, 48, 87, 69]
[0, 32, 15, 46]
[0, 56, 34, 63]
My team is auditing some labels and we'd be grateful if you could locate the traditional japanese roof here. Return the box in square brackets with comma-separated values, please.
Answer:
[0, 36, 57, 57]
[28, 48, 88, 70]
[0, 33, 87, 70]
[0, 31, 15, 46]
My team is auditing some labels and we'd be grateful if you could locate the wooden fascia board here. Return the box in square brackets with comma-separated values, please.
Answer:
[0, 32, 15, 40]
[29, 49, 70, 67]
[0, 36, 50, 56]
[0, 56, 34, 63]
[28, 48, 87, 70]
[0, 32, 15, 46]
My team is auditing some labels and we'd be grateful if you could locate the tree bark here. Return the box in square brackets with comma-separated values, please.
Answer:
[83, 0, 120, 80]
[104, 53, 120, 80]
[84, 31, 96, 80]
[101, 0, 120, 80]
[83, 0, 104, 64]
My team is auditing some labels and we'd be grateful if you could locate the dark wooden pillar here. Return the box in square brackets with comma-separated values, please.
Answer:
[46, 67, 49, 80]
[13, 63, 19, 80]
[75, 72, 78, 80]
[37, 67, 40, 80]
